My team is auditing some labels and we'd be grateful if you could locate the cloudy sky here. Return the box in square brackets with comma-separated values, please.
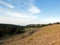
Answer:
[0, 0, 60, 25]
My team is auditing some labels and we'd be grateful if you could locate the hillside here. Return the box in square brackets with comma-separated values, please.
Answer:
[0, 24, 25, 38]
[1, 24, 60, 45]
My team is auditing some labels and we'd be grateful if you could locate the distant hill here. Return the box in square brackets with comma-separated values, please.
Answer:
[0, 22, 60, 38]
[0, 24, 25, 37]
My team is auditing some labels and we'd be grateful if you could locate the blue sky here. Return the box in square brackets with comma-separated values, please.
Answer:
[0, 0, 60, 25]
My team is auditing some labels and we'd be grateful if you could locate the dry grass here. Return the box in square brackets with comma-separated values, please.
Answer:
[1, 24, 60, 45]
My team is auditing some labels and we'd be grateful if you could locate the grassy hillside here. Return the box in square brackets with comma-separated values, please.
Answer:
[0, 23, 60, 45]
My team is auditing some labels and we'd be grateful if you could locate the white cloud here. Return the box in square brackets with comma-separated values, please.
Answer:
[0, 9, 38, 19]
[0, 16, 38, 25]
[16, 0, 41, 14]
[0, 1, 14, 8]
[0, 9, 60, 25]
[28, 6, 41, 14]
[0, 7, 39, 25]
[0, 16, 60, 25]
[0, 0, 41, 25]
[6, 12, 37, 19]
[0, 16, 26, 25]
[24, 0, 41, 14]
[39, 18, 60, 24]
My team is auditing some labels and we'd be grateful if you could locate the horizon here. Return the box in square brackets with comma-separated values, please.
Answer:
[0, 22, 60, 26]
[0, 0, 60, 25]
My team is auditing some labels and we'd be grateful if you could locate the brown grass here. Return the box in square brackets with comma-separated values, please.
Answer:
[1, 24, 60, 45]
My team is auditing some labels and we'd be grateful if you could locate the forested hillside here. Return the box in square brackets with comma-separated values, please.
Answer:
[0, 24, 25, 37]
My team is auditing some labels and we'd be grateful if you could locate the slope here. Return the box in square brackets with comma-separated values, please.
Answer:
[1, 24, 60, 45]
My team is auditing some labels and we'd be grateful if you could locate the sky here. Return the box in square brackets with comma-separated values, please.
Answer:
[0, 0, 60, 25]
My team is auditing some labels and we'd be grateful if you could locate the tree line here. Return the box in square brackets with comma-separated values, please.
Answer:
[0, 24, 25, 37]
